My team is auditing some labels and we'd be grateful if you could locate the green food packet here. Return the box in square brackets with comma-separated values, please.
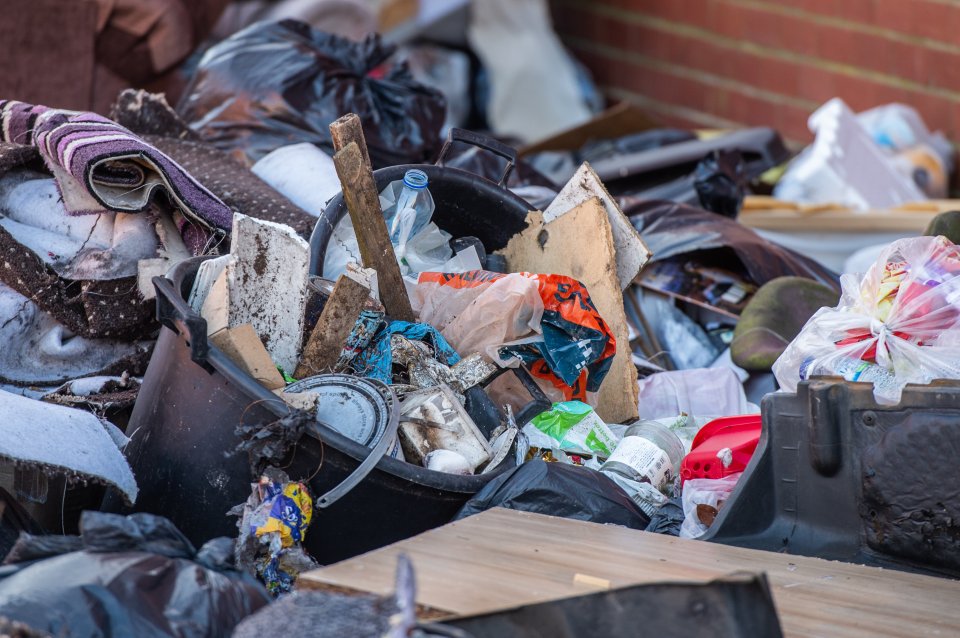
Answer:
[528, 401, 619, 457]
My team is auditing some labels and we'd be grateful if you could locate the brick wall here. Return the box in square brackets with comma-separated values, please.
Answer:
[551, 0, 960, 144]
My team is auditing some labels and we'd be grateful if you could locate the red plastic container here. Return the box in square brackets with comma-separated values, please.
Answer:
[680, 415, 762, 485]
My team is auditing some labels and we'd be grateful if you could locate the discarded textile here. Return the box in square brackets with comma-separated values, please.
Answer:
[0, 100, 232, 254]
[0, 512, 269, 637]
[233, 470, 317, 597]
[335, 309, 386, 373]
[350, 320, 461, 383]
[179, 21, 446, 167]
[41, 374, 140, 413]
[111, 91, 317, 238]
[0, 281, 151, 388]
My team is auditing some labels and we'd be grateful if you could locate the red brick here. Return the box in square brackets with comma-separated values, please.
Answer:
[553, 0, 960, 139]
[570, 43, 815, 141]
[568, 0, 960, 90]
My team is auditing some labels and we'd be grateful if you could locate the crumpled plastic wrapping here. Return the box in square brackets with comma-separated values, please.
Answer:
[627, 201, 840, 291]
[774, 236, 960, 404]
[178, 20, 446, 166]
[680, 473, 743, 539]
[414, 271, 616, 401]
[454, 460, 650, 530]
[0, 511, 269, 637]
[233, 470, 317, 597]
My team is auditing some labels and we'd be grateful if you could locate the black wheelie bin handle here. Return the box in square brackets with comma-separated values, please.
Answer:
[154, 275, 209, 364]
[436, 128, 517, 187]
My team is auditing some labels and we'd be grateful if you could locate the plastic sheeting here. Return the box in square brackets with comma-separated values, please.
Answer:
[178, 21, 446, 166]
[627, 201, 840, 291]
[0, 512, 269, 637]
[454, 460, 650, 530]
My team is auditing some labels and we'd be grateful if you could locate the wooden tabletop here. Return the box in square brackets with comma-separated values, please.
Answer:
[299, 508, 960, 638]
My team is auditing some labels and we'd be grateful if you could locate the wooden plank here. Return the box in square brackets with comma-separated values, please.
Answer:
[299, 508, 960, 638]
[330, 141, 416, 322]
[294, 275, 370, 379]
[738, 195, 950, 233]
[329, 113, 372, 169]
[210, 324, 285, 390]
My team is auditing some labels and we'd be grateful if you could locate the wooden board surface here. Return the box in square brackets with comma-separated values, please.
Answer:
[299, 508, 959, 638]
[737, 196, 960, 233]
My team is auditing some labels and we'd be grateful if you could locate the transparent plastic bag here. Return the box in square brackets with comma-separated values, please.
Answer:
[680, 473, 742, 539]
[774, 235, 960, 404]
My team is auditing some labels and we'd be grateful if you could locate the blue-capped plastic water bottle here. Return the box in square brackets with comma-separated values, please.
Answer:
[380, 169, 435, 247]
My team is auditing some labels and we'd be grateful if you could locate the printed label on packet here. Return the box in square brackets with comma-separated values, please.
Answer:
[606, 436, 672, 488]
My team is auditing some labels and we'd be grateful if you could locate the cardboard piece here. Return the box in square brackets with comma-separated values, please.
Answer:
[189, 254, 233, 314]
[227, 214, 310, 372]
[200, 256, 235, 336]
[210, 324, 286, 391]
[544, 162, 651, 290]
[273, 389, 318, 412]
[497, 197, 639, 423]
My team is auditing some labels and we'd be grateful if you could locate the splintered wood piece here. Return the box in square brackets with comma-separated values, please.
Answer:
[295, 275, 371, 378]
[331, 141, 415, 322]
[329, 113, 372, 167]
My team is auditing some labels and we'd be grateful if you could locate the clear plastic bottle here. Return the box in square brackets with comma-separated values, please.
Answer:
[600, 421, 685, 494]
[799, 356, 900, 397]
[380, 169, 435, 246]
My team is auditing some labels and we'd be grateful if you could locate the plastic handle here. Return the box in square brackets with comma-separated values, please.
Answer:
[315, 382, 401, 509]
[436, 128, 517, 187]
[153, 275, 209, 364]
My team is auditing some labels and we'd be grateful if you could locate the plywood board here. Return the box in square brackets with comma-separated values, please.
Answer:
[543, 162, 651, 291]
[498, 198, 639, 423]
[300, 508, 960, 638]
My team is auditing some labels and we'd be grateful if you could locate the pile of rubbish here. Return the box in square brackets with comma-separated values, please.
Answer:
[1, 1, 960, 635]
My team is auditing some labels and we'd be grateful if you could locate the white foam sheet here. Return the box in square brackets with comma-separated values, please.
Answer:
[0, 390, 137, 503]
